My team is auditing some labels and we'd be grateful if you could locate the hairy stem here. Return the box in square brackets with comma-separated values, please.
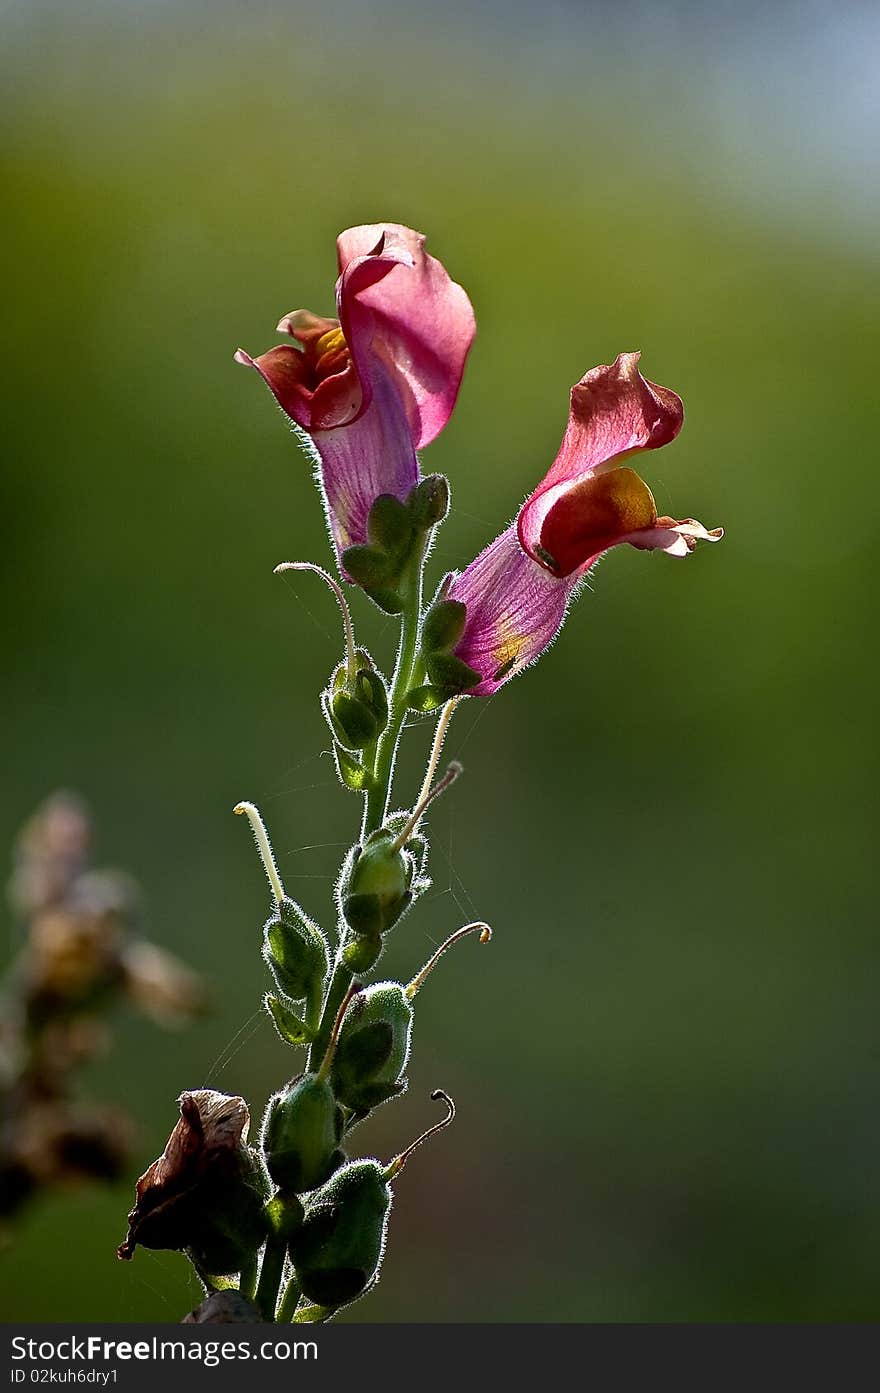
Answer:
[308, 535, 427, 1071]
[277, 1274, 302, 1323]
[363, 536, 426, 837]
[254, 1232, 286, 1320]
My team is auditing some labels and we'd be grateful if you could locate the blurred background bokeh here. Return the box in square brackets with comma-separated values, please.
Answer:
[2, 0, 878, 1321]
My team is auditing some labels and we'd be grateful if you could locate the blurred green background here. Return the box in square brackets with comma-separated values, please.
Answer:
[2, 0, 878, 1322]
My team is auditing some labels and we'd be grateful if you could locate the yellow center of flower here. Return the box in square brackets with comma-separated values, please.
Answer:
[312, 327, 350, 382]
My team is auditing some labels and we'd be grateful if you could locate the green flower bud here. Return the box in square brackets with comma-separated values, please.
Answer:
[289, 1159, 390, 1308]
[340, 545, 404, 615]
[263, 898, 329, 1003]
[325, 651, 389, 751]
[328, 690, 378, 749]
[340, 833, 412, 937]
[408, 474, 450, 529]
[261, 1075, 345, 1194]
[333, 744, 374, 793]
[289, 1091, 455, 1310]
[330, 983, 412, 1113]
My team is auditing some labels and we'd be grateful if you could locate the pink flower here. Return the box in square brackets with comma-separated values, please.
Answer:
[235, 224, 475, 562]
[445, 353, 722, 695]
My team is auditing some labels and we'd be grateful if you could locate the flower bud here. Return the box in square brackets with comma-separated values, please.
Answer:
[330, 983, 412, 1113]
[263, 898, 329, 1003]
[409, 473, 450, 529]
[117, 1091, 269, 1276]
[261, 1075, 345, 1195]
[289, 1158, 390, 1307]
[289, 1091, 455, 1309]
[324, 652, 389, 752]
[340, 833, 412, 938]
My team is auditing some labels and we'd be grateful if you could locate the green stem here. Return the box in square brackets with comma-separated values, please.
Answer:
[254, 1232, 287, 1320]
[238, 1253, 258, 1302]
[277, 1274, 302, 1323]
[363, 537, 426, 837]
[307, 951, 351, 1072]
[307, 535, 427, 1072]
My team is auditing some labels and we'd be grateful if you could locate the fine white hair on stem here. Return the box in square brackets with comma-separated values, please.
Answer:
[233, 801, 285, 904]
[275, 561, 357, 681]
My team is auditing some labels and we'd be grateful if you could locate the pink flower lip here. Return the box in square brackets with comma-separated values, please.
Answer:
[447, 353, 722, 696]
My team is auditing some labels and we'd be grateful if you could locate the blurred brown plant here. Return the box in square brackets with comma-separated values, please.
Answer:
[1, 792, 207, 1234]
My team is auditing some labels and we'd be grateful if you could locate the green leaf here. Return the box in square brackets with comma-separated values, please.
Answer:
[405, 683, 449, 713]
[264, 992, 314, 1047]
[334, 743, 374, 792]
[331, 691, 378, 749]
[421, 598, 467, 653]
[425, 651, 482, 692]
[340, 543, 393, 589]
[366, 493, 413, 552]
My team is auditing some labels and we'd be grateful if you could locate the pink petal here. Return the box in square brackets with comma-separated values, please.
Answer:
[518, 352, 683, 574]
[337, 223, 476, 449]
[446, 527, 575, 695]
[311, 359, 420, 560]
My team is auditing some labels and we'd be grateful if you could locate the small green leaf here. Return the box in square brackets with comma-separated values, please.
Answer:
[366, 493, 413, 552]
[334, 743, 374, 792]
[341, 543, 393, 589]
[405, 683, 449, 713]
[264, 992, 314, 1047]
[421, 598, 467, 653]
[331, 691, 378, 749]
[425, 652, 482, 692]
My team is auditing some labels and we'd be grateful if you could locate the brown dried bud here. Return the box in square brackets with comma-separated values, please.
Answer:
[118, 1090, 268, 1275]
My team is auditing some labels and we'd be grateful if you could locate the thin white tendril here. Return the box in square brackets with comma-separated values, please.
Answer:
[406, 921, 493, 1000]
[233, 801, 284, 903]
[275, 561, 357, 682]
[415, 698, 459, 818]
[384, 1090, 456, 1180]
[391, 762, 462, 852]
